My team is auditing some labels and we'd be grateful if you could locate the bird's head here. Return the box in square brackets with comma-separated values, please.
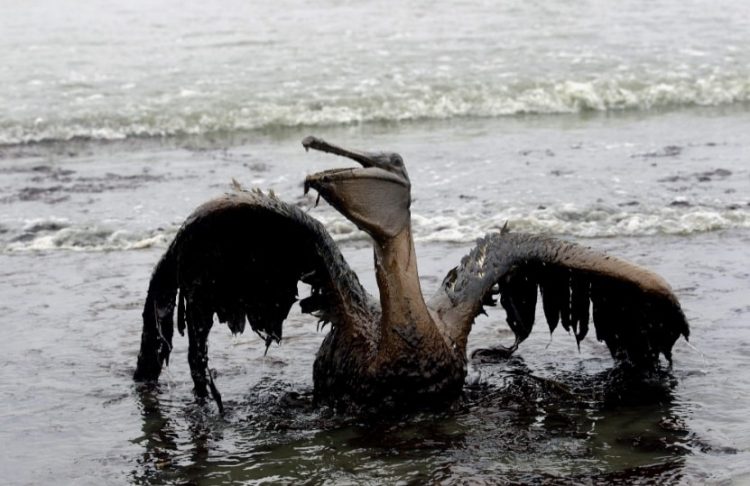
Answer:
[303, 136, 411, 241]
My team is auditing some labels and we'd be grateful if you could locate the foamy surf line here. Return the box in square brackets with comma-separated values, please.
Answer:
[2, 75, 749, 146]
[0, 217, 176, 253]
[3, 206, 749, 253]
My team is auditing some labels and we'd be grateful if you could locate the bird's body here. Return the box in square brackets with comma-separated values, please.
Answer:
[134, 137, 689, 413]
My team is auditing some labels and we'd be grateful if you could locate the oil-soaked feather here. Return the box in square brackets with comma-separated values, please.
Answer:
[559, 272, 573, 333]
[225, 307, 246, 335]
[571, 276, 590, 347]
[134, 190, 378, 408]
[539, 269, 565, 334]
[177, 290, 186, 337]
[429, 231, 689, 368]
[590, 280, 615, 344]
[499, 270, 537, 343]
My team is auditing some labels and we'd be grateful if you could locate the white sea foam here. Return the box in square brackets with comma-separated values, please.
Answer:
[3, 205, 748, 253]
[2, 75, 748, 146]
[3, 221, 175, 253]
[409, 206, 750, 241]
[285, 204, 750, 243]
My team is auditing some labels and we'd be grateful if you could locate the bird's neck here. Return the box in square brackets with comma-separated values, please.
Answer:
[373, 224, 436, 344]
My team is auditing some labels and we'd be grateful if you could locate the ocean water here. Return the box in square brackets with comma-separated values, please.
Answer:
[3, 0, 750, 145]
[1, 1, 749, 484]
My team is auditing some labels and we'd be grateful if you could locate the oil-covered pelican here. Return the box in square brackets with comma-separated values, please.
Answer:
[134, 136, 689, 413]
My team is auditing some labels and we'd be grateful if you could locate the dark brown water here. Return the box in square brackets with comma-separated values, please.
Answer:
[1, 110, 749, 484]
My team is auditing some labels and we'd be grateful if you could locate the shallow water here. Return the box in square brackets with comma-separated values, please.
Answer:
[1, 110, 750, 484]
[2, 0, 750, 484]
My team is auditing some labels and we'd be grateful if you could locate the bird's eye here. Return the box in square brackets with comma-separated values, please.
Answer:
[391, 155, 404, 166]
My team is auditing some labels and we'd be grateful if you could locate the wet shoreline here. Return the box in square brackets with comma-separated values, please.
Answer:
[1, 108, 749, 484]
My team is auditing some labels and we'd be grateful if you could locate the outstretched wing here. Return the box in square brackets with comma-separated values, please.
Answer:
[429, 229, 689, 367]
[134, 188, 376, 411]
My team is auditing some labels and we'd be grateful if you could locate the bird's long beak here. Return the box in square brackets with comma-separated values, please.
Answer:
[301, 136, 412, 239]
[302, 136, 379, 168]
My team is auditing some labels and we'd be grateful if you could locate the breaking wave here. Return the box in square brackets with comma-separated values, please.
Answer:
[2, 218, 175, 253]
[2, 74, 749, 146]
[4, 205, 749, 253]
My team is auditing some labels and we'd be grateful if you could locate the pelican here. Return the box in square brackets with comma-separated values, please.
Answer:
[134, 136, 689, 413]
